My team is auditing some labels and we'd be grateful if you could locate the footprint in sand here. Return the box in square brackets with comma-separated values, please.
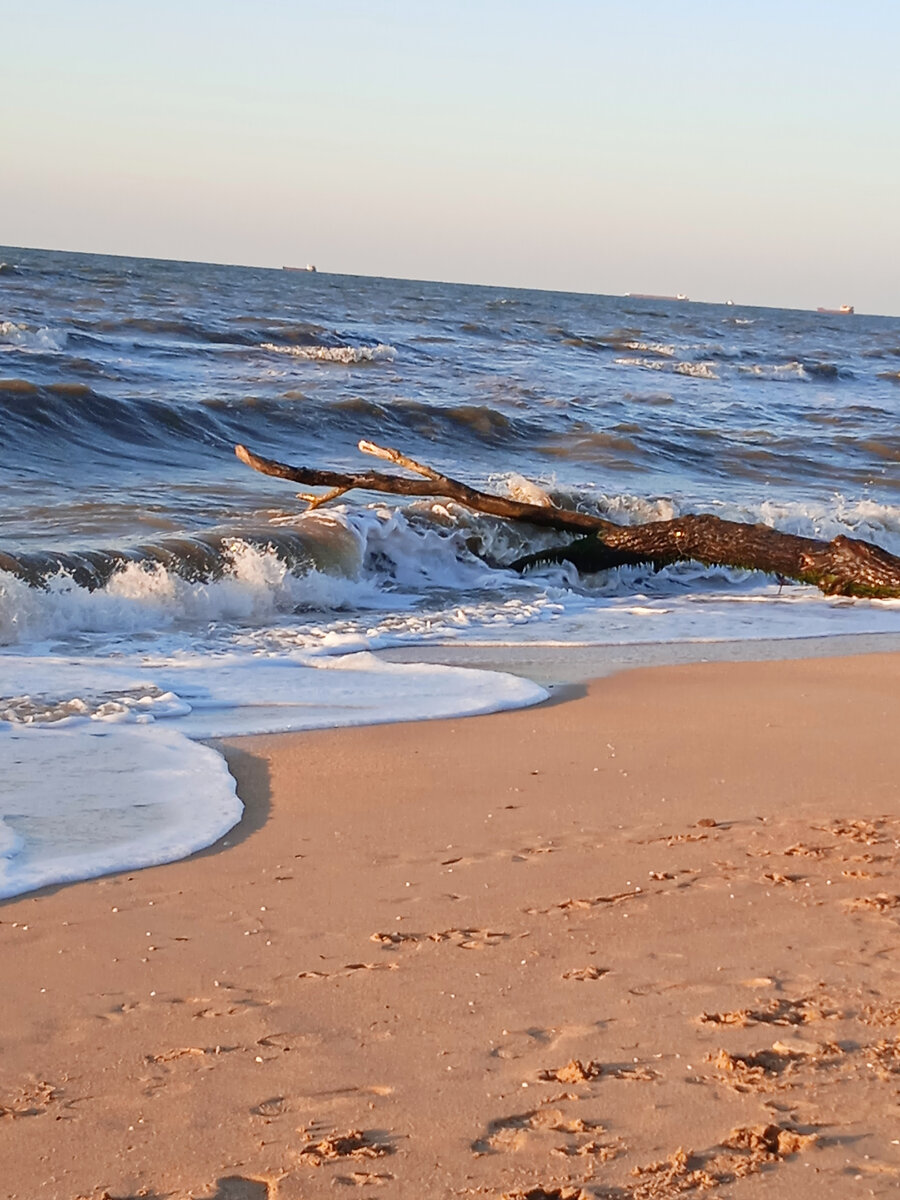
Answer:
[699, 995, 839, 1027]
[334, 1169, 396, 1186]
[97, 999, 141, 1022]
[706, 1041, 842, 1092]
[296, 961, 401, 980]
[0, 1080, 59, 1119]
[502, 1188, 588, 1200]
[537, 1058, 660, 1085]
[472, 1108, 603, 1151]
[145, 1045, 238, 1066]
[628, 1122, 817, 1198]
[207, 1178, 273, 1200]
[368, 927, 511, 951]
[490, 1022, 602, 1062]
[527, 890, 643, 916]
[435, 841, 560, 870]
[561, 965, 609, 981]
[190, 987, 272, 1019]
[844, 892, 900, 916]
[861, 1002, 900, 1026]
[538, 1059, 603, 1084]
[472, 1107, 618, 1162]
[507, 844, 559, 863]
[250, 1096, 289, 1119]
[295, 1127, 394, 1166]
[815, 817, 889, 845]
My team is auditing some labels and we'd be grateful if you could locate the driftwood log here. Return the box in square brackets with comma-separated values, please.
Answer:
[235, 442, 900, 600]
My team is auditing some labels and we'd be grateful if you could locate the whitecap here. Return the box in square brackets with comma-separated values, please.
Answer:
[0, 320, 68, 353]
[260, 342, 396, 364]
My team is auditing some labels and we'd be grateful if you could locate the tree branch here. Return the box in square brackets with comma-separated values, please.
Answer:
[235, 443, 900, 599]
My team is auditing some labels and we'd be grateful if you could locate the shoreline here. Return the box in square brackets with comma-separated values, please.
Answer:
[3, 651, 900, 1198]
[375, 628, 900, 685]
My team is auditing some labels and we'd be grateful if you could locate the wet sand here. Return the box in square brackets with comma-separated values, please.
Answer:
[3, 653, 900, 1199]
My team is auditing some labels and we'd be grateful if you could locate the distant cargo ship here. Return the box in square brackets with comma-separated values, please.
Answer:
[816, 304, 854, 314]
[283, 265, 317, 273]
[627, 292, 689, 302]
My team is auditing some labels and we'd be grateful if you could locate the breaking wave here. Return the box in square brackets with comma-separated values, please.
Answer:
[260, 342, 396, 364]
[3, 492, 898, 649]
[615, 356, 719, 379]
[0, 321, 68, 353]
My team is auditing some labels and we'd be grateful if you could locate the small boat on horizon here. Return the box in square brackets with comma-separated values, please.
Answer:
[282, 264, 317, 273]
[816, 304, 854, 314]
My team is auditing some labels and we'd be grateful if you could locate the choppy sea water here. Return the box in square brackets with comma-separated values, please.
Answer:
[1, 246, 898, 899]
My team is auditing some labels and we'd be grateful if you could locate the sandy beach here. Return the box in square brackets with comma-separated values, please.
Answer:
[3, 651, 900, 1200]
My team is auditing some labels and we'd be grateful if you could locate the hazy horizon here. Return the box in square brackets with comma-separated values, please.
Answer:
[5, 1, 899, 316]
[6, 240, 898, 320]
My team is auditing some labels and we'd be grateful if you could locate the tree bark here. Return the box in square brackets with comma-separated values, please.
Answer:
[235, 443, 900, 600]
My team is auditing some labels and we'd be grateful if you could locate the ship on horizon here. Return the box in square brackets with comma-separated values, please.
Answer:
[627, 292, 689, 302]
[816, 303, 854, 314]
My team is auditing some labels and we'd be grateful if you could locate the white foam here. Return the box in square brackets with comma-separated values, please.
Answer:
[615, 355, 666, 371]
[0, 541, 379, 647]
[3, 495, 899, 655]
[0, 649, 547, 900]
[2, 488, 899, 901]
[260, 342, 396, 364]
[673, 361, 718, 379]
[614, 356, 718, 379]
[0, 320, 68, 353]
[621, 340, 676, 357]
[0, 724, 240, 900]
[738, 361, 808, 381]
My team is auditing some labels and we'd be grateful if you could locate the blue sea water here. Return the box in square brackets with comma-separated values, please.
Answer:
[1, 246, 898, 898]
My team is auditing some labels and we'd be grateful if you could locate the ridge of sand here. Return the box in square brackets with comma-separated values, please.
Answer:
[2, 653, 900, 1199]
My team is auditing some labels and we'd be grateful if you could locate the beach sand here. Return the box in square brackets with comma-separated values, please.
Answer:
[3, 653, 900, 1199]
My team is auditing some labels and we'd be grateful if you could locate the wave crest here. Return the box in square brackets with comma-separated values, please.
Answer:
[0, 321, 67, 353]
[261, 342, 396, 364]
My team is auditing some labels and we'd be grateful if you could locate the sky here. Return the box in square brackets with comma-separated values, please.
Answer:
[3, 0, 900, 314]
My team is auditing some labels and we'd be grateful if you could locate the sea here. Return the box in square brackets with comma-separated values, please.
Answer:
[1, 245, 898, 900]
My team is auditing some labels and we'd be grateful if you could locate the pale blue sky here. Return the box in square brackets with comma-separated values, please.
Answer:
[4, 1, 899, 312]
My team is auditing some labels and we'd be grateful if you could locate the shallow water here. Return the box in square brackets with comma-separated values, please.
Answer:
[1, 246, 898, 898]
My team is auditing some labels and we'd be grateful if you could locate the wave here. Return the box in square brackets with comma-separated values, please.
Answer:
[0, 321, 68, 353]
[615, 356, 718, 379]
[673, 361, 718, 379]
[86, 315, 335, 351]
[539, 429, 644, 467]
[739, 359, 855, 382]
[0, 519, 363, 593]
[613, 353, 857, 384]
[0, 521, 371, 645]
[0, 379, 232, 458]
[3, 492, 898, 648]
[0, 378, 549, 467]
[261, 342, 396, 364]
[739, 361, 808, 381]
[558, 328, 681, 359]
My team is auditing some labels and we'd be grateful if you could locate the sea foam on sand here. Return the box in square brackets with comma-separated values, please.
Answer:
[0, 651, 547, 900]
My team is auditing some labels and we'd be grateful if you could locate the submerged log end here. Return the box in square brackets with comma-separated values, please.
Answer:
[800, 535, 900, 599]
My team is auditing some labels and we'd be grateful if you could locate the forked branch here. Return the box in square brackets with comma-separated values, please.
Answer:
[235, 442, 900, 599]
